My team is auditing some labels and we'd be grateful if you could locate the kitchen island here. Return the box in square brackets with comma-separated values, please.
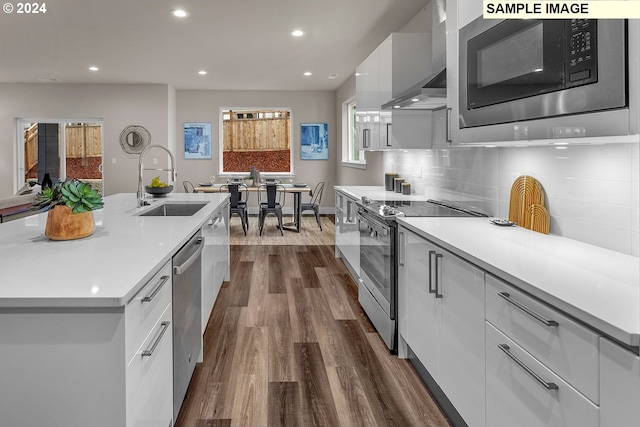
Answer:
[0, 192, 230, 427]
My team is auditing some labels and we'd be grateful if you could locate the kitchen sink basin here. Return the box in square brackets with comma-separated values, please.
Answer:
[138, 202, 208, 217]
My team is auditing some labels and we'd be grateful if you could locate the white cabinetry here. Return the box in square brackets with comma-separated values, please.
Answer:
[486, 323, 598, 427]
[398, 226, 485, 427]
[485, 275, 600, 427]
[0, 260, 174, 427]
[600, 337, 640, 426]
[457, 0, 483, 30]
[335, 190, 359, 277]
[486, 275, 600, 403]
[443, 0, 483, 147]
[445, 0, 459, 146]
[125, 260, 174, 427]
[356, 33, 431, 150]
[356, 48, 380, 150]
[201, 202, 230, 332]
[389, 110, 434, 149]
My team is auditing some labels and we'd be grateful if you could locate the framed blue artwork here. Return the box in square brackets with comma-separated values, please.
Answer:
[184, 122, 212, 159]
[300, 123, 328, 160]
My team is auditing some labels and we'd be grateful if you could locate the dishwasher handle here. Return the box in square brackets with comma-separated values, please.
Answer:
[174, 237, 204, 275]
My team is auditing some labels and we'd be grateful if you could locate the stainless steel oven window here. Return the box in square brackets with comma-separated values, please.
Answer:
[357, 210, 393, 315]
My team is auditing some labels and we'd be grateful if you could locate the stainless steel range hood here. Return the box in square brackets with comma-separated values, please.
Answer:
[382, 0, 447, 111]
[381, 68, 447, 110]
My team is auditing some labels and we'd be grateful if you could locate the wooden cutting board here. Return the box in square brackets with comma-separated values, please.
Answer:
[524, 204, 550, 234]
[509, 175, 549, 234]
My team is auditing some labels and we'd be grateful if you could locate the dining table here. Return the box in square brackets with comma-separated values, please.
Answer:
[193, 183, 312, 233]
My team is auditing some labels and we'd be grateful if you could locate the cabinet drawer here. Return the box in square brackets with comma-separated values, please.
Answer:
[486, 323, 599, 427]
[126, 304, 173, 427]
[126, 260, 172, 363]
[485, 275, 599, 404]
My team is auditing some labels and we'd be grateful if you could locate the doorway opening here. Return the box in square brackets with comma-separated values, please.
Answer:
[18, 120, 104, 194]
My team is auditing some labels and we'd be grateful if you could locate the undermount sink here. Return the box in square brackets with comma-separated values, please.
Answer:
[138, 202, 208, 217]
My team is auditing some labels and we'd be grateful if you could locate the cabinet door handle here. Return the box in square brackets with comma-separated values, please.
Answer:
[445, 107, 452, 144]
[428, 250, 436, 294]
[142, 321, 171, 357]
[398, 231, 405, 267]
[363, 128, 369, 148]
[386, 123, 392, 147]
[435, 253, 443, 298]
[498, 292, 559, 327]
[498, 344, 559, 391]
[141, 275, 170, 303]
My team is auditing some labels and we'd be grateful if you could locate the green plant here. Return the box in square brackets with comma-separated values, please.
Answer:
[34, 180, 104, 213]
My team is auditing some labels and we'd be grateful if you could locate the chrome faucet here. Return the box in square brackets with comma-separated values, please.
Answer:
[137, 144, 177, 207]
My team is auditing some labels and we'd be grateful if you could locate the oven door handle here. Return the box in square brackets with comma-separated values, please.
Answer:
[357, 210, 389, 236]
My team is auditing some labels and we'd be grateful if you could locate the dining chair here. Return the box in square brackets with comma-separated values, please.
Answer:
[301, 182, 325, 231]
[257, 183, 285, 236]
[220, 183, 248, 235]
[183, 181, 195, 193]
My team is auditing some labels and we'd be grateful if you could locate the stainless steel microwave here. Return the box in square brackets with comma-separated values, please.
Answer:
[458, 18, 629, 142]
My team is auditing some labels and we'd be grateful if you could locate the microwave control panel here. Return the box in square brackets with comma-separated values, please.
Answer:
[567, 19, 598, 86]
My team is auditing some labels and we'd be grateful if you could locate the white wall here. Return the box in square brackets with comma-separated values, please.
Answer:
[176, 89, 336, 209]
[0, 83, 171, 197]
[385, 143, 640, 256]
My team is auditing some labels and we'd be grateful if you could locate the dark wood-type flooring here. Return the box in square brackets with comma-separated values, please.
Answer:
[175, 226, 451, 426]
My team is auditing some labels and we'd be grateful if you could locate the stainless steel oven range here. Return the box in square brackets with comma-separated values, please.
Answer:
[356, 199, 486, 353]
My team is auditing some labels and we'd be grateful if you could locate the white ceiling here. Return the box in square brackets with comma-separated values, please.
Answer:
[0, 0, 429, 91]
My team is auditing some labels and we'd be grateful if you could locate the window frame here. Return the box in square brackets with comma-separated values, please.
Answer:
[218, 107, 294, 178]
[341, 97, 366, 169]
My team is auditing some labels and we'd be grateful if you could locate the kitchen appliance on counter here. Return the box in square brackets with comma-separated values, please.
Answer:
[459, 18, 631, 143]
[355, 198, 486, 353]
[172, 230, 203, 421]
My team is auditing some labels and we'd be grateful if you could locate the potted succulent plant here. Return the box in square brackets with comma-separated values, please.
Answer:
[33, 179, 104, 240]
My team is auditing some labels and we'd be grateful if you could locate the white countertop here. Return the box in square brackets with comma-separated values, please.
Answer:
[335, 185, 430, 202]
[397, 217, 640, 346]
[0, 193, 229, 308]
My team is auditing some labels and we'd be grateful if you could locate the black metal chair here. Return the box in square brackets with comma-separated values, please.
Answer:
[220, 183, 248, 235]
[183, 181, 195, 193]
[258, 183, 285, 236]
[301, 182, 324, 231]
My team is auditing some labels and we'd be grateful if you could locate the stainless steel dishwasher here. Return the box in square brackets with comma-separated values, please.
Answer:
[172, 230, 203, 421]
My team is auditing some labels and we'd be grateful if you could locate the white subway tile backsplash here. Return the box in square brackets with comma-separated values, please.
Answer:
[552, 216, 633, 254]
[384, 142, 639, 256]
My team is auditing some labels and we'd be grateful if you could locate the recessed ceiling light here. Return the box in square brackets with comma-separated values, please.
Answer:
[171, 9, 188, 18]
[411, 98, 420, 102]
[198, 70, 207, 75]
[393, 105, 401, 109]
[89, 66, 99, 71]
[303, 72, 312, 76]
[291, 30, 304, 37]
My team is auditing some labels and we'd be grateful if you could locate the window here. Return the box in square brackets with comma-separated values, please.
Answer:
[220, 108, 292, 176]
[342, 98, 366, 167]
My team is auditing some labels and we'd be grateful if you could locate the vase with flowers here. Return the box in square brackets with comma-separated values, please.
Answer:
[33, 179, 104, 240]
